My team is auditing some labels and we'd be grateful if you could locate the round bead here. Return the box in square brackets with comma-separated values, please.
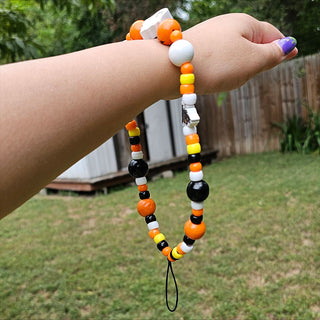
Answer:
[132, 151, 144, 160]
[171, 247, 183, 260]
[128, 127, 140, 137]
[147, 220, 159, 231]
[125, 120, 137, 131]
[187, 143, 201, 155]
[131, 144, 141, 152]
[190, 214, 203, 225]
[129, 136, 140, 145]
[189, 170, 204, 182]
[170, 30, 183, 43]
[182, 93, 197, 106]
[154, 233, 165, 244]
[168, 39, 194, 67]
[138, 184, 148, 192]
[183, 234, 195, 245]
[157, 19, 181, 45]
[137, 198, 156, 217]
[128, 159, 148, 178]
[180, 84, 195, 95]
[145, 214, 156, 224]
[176, 243, 185, 255]
[157, 240, 169, 251]
[185, 133, 199, 145]
[192, 208, 203, 217]
[149, 228, 160, 239]
[180, 73, 195, 85]
[191, 201, 204, 210]
[181, 63, 194, 74]
[184, 220, 206, 240]
[190, 162, 202, 172]
[188, 153, 201, 164]
[180, 241, 194, 253]
[139, 190, 150, 199]
[126, 33, 132, 41]
[162, 246, 172, 257]
[129, 20, 144, 40]
[135, 177, 147, 185]
[187, 180, 209, 202]
[183, 125, 197, 136]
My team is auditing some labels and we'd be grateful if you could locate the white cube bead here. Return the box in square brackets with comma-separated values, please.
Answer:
[191, 201, 204, 210]
[147, 221, 159, 231]
[168, 40, 194, 67]
[132, 151, 144, 159]
[182, 93, 197, 106]
[140, 8, 173, 39]
[135, 177, 147, 185]
[181, 242, 193, 253]
[183, 125, 197, 136]
[189, 170, 203, 182]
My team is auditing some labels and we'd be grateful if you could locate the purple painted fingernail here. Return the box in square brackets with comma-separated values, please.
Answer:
[277, 36, 297, 55]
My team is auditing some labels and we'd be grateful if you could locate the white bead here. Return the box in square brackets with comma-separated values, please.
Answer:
[191, 201, 204, 210]
[147, 221, 159, 231]
[140, 8, 173, 39]
[181, 242, 193, 253]
[135, 177, 147, 185]
[168, 40, 194, 67]
[182, 93, 197, 106]
[189, 170, 203, 182]
[183, 125, 197, 136]
[132, 151, 143, 159]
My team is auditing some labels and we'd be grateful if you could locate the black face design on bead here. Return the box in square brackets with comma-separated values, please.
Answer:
[186, 180, 209, 202]
[128, 159, 149, 178]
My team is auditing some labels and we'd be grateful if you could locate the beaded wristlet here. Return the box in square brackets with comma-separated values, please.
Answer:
[124, 8, 209, 312]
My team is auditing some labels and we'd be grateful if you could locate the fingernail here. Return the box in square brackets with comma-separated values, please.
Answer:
[277, 36, 297, 55]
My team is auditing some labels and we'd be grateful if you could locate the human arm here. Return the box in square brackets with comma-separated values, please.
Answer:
[0, 13, 297, 218]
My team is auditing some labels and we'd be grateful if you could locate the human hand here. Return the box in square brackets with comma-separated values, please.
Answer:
[183, 13, 298, 94]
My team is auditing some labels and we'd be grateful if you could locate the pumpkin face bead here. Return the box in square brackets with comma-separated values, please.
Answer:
[184, 219, 206, 240]
[128, 159, 148, 178]
[157, 19, 181, 45]
[187, 180, 209, 202]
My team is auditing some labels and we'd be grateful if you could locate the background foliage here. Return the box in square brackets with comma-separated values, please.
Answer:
[1, 0, 319, 63]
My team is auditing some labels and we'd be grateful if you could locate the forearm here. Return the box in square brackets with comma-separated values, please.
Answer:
[0, 39, 179, 218]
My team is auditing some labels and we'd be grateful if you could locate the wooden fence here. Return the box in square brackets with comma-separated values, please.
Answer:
[50, 53, 320, 191]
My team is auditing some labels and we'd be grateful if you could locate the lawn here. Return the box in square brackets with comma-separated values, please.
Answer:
[0, 153, 319, 320]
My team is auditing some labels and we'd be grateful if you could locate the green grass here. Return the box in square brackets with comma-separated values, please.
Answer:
[1, 153, 320, 319]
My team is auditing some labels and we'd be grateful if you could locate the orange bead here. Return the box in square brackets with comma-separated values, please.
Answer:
[148, 228, 160, 239]
[181, 62, 194, 74]
[170, 30, 183, 43]
[138, 184, 148, 192]
[131, 144, 141, 152]
[129, 20, 144, 40]
[167, 254, 175, 262]
[192, 209, 204, 217]
[137, 198, 156, 217]
[190, 162, 202, 172]
[126, 33, 132, 41]
[184, 219, 206, 240]
[180, 84, 194, 94]
[185, 133, 199, 145]
[162, 246, 172, 257]
[157, 19, 181, 46]
[177, 242, 186, 255]
[125, 120, 137, 131]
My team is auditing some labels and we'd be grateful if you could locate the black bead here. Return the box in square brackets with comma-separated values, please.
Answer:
[139, 191, 150, 199]
[128, 159, 148, 178]
[186, 180, 209, 202]
[129, 136, 140, 145]
[183, 235, 195, 246]
[188, 153, 201, 164]
[190, 214, 203, 225]
[157, 240, 169, 251]
[145, 214, 157, 224]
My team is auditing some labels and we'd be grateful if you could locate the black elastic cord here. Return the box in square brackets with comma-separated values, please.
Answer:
[165, 260, 179, 312]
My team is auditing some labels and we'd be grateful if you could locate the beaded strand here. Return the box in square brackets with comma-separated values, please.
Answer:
[125, 10, 209, 264]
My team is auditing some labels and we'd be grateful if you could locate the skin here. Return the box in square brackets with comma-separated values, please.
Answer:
[0, 13, 298, 219]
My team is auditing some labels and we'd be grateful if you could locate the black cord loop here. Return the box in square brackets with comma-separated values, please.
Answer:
[165, 260, 179, 312]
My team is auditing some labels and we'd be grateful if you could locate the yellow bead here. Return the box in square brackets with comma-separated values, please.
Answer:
[128, 127, 140, 137]
[172, 247, 183, 260]
[187, 143, 201, 154]
[180, 73, 195, 85]
[153, 233, 165, 244]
